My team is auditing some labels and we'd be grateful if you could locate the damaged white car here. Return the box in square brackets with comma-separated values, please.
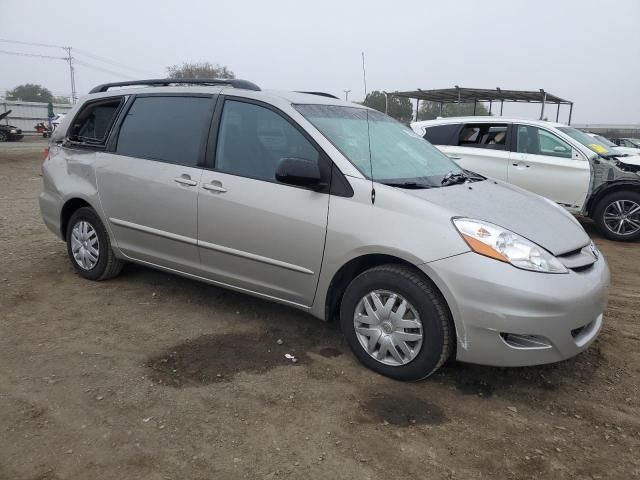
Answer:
[412, 117, 640, 241]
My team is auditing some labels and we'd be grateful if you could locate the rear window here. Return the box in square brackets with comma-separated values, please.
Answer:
[458, 123, 508, 150]
[116, 96, 213, 167]
[422, 124, 459, 145]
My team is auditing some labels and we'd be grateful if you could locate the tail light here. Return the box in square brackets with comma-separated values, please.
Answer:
[43, 147, 49, 162]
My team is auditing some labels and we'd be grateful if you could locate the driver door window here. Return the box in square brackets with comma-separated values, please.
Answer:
[215, 100, 320, 182]
[516, 126, 572, 158]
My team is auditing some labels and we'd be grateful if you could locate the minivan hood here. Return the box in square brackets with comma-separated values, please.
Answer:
[615, 154, 640, 166]
[404, 180, 590, 256]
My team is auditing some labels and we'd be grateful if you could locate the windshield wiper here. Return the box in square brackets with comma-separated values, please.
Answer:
[382, 181, 436, 189]
[441, 171, 469, 186]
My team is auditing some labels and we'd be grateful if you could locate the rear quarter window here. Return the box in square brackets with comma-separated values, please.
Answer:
[422, 124, 460, 145]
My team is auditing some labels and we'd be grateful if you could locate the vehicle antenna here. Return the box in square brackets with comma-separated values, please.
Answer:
[362, 51, 375, 205]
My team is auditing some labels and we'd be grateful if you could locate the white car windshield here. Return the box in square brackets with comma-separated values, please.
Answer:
[294, 105, 467, 187]
[558, 127, 618, 157]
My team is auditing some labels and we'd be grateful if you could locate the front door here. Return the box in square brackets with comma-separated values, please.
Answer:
[197, 98, 330, 306]
[508, 125, 590, 210]
[97, 95, 215, 272]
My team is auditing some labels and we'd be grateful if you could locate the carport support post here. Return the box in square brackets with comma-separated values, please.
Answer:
[556, 103, 560, 122]
[539, 89, 547, 120]
[415, 98, 420, 122]
[384, 92, 389, 115]
[489, 100, 492, 115]
[439, 102, 443, 116]
[568, 103, 574, 125]
[473, 99, 477, 115]
[500, 99, 504, 115]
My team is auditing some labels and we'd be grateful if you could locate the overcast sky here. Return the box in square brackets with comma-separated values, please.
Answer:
[1, 0, 639, 124]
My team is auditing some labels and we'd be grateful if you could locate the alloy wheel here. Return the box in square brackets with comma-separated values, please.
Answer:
[603, 200, 640, 236]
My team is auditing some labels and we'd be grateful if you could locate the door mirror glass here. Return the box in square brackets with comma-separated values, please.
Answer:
[275, 157, 322, 188]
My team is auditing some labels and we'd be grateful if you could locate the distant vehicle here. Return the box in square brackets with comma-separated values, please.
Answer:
[39, 78, 609, 381]
[412, 117, 640, 241]
[613, 138, 640, 149]
[586, 133, 640, 156]
[0, 110, 24, 142]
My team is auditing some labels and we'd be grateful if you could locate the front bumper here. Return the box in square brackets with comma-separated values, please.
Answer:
[421, 252, 610, 367]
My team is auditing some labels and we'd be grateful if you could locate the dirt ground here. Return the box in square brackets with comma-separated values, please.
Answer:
[1, 141, 639, 480]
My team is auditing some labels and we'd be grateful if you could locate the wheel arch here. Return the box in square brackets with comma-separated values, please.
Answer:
[323, 253, 451, 325]
[60, 197, 97, 239]
[586, 180, 640, 216]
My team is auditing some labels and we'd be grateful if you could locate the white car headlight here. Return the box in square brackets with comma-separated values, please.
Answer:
[453, 218, 568, 274]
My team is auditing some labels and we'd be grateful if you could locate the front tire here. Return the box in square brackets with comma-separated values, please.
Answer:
[0, 131, 7, 142]
[340, 265, 454, 381]
[593, 190, 640, 242]
[66, 207, 124, 280]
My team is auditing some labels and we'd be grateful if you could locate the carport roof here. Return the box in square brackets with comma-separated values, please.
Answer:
[388, 87, 572, 105]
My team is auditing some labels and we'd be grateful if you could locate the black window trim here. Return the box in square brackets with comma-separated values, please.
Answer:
[106, 92, 218, 168]
[64, 96, 127, 151]
[205, 95, 353, 197]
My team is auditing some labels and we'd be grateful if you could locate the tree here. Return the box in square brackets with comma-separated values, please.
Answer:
[6, 84, 54, 103]
[418, 101, 490, 121]
[362, 91, 413, 124]
[166, 61, 235, 80]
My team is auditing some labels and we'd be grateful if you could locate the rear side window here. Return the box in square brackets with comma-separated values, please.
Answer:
[422, 124, 460, 145]
[458, 123, 508, 150]
[69, 98, 123, 145]
[116, 96, 213, 167]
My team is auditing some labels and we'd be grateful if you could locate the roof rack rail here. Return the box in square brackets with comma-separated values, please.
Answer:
[89, 78, 261, 94]
[296, 91, 340, 99]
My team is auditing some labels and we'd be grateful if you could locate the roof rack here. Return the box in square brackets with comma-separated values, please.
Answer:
[89, 78, 261, 94]
[296, 91, 340, 99]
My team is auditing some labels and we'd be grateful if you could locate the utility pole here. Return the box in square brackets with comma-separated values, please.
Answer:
[63, 46, 77, 103]
[343, 89, 351, 102]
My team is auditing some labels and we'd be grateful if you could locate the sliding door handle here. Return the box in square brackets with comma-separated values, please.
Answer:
[174, 176, 198, 186]
[203, 183, 228, 193]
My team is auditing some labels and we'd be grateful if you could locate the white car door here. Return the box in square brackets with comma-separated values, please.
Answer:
[436, 123, 510, 181]
[508, 125, 590, 210]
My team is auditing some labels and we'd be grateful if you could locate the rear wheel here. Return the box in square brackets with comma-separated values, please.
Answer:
[66, 207, 124, 280]
[0, 131, 7, 142]
[340, 264, 454, 381]
[593, 190, 640, 241]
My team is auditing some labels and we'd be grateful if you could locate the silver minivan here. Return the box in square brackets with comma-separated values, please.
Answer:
[40, 79, 610, 380]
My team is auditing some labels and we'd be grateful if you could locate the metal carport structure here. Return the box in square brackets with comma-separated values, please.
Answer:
[386, 87, 574, 124]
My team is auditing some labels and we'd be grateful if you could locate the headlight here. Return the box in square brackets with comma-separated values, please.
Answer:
[10, 129, 17, 133]
[453, 218, 568, 274]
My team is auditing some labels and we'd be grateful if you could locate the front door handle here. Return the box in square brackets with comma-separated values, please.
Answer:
[512, 163, 530, 168]
[174, 176, 198, 186]
[203, 182, 228, 193]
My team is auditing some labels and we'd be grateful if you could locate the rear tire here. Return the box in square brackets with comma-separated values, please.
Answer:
[0, 131, 7, 142]
[340, 264, 454, 381]
[593, 190, 640, 242]
[66, 207, 124, 280]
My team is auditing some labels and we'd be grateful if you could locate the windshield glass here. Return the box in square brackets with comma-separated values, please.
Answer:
[593, 134, 617, 148]
[294, 104, 464, 185]
[557, 126, 616, 156]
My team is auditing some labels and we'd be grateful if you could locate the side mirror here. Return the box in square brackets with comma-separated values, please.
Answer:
[275, 157, 323, 189]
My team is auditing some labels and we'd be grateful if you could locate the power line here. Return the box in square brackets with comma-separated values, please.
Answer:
[74, 59, 137, 80]
[0, 38, 66, 49]
[74, 48, 152, 76]
[0, 49, 66, 60]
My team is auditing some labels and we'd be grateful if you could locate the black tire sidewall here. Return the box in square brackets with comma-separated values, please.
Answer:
[340, 267, 451, 381]
[594, 190, 640, 242]
[65, 207, 112, 280]
[0, 131, 7, 142]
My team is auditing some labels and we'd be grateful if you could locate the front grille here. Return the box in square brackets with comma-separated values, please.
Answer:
[557, 244, 597, 271]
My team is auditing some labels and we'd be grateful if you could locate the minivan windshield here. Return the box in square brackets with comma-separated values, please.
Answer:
[557, 126, 618, 157]
[294, 104, 467, 187]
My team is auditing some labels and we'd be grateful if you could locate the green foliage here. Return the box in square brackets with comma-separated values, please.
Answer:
[418, 101, 490, 121]
[7, 84, 54, 103]
[363, 91, 413, 124]
[166, 62, 235, 80]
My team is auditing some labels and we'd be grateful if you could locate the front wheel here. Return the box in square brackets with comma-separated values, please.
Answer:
[0, 131, 7, 142]
[340, 265, 454, 381]
[593, 190, 640, 242]
[66, 207, 124, 280]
